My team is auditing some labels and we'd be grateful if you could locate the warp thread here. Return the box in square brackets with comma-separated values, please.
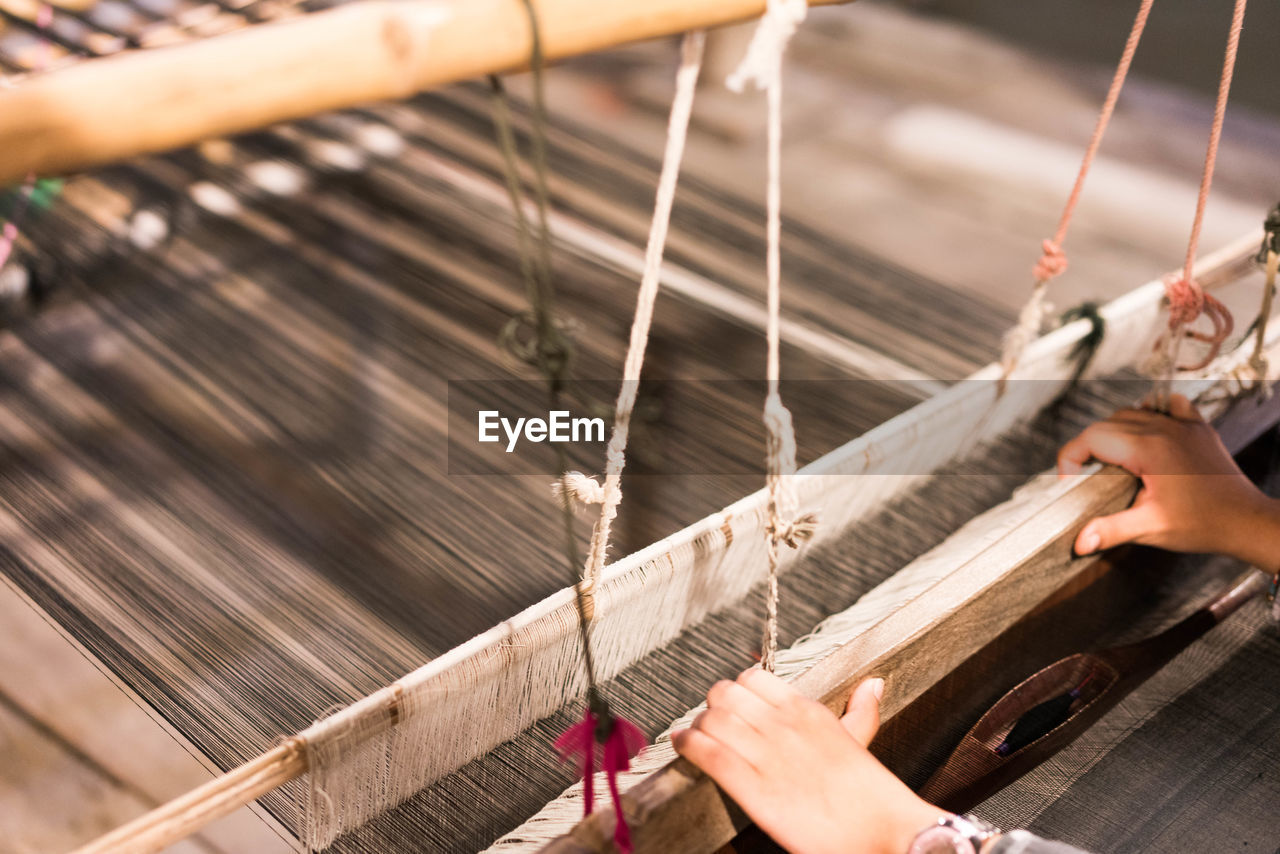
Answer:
[728, 0, 818, 673]
[1000, 0, 1155, 379]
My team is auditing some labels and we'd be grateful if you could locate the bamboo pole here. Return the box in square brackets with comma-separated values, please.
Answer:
[0, 0, 850, 185]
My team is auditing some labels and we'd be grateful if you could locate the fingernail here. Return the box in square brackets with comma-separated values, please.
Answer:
[1078, 527, 1101, 555]
[870, 677, 885, 701]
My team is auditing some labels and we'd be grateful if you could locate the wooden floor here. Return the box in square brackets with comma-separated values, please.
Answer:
[2, 2, 1279, 851]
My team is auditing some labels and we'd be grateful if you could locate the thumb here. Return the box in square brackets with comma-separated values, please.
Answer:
[841, 677, 883, 746]
[1075, 503, 1158, 555]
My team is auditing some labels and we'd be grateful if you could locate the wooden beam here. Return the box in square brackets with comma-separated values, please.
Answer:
[542, 374, 1280, 854]
[0, 0, 852, 185]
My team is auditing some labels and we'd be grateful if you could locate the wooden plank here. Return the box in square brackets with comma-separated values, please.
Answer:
[0, 578, 297, 854]
[0, 697, 209, 854]
[541, 364, 1280, 854]
[0, 0, 857, 184]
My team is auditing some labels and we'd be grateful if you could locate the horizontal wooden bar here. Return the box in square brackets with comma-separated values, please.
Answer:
[0, 0, 852, 184]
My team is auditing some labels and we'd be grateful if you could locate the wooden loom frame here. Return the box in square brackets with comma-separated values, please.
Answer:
[5, 1, 1271, 849]
[0, 0, 869, 185]
[70, 232, 1267, 854]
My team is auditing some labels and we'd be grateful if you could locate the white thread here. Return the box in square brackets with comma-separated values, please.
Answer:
[569, 31, 706, 614]
[1001, 281, 1052, 379]
[728, 0, 814, 671]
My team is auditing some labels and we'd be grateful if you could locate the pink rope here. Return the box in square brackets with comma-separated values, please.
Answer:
[1162, 0, 1247, 369]
[0, 4, 53, 271]
[1033, 0, 1155, 283]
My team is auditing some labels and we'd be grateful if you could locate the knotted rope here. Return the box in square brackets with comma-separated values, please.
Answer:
[729, 0, 817, 673]
[1151, 0, 1246, 409]
[1000, 0, 1155, 381]
[494, 23, 705, 851]
[560, 31, 706, 623]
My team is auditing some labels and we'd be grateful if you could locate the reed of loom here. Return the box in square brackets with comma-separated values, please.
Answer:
[0, 0, 857, 184]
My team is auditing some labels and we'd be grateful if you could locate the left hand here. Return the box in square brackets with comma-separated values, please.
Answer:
[673, 668, 942, 854]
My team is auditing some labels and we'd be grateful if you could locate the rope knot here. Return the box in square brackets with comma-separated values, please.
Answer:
[552, 471, 616, 508]
[726, 0, 807, 93]
[1033, 239, 1068, 281]
[498, 311, 578, 384]
[768, 512, 818, 548]
[1163, 273, 1205, 329]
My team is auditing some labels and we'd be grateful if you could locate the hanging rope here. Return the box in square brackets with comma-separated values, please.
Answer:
[1000, 0, 1155, 380]
[728, 0, 818, 673]
[486, 6, 641, 849]
[559, 30, 707, 621]
[489, 10, 710, 851]
[1151, 0, 1246, 409]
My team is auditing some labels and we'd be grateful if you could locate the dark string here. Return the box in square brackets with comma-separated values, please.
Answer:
[487, 0, 606, 717]
[1256, 201, 1280, 263]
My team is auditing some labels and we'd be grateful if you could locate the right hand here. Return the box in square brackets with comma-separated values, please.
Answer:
[673, 670, 942, 854]
[1057, 395, 1278, 569]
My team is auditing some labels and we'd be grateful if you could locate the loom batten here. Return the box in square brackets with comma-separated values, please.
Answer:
[511, 330, 1280, 854]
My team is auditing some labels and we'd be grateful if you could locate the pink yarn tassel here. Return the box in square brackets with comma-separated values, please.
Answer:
[554, 708, 598, 815]
[555, 706, 647, 852]
[601, 716, 646, 853]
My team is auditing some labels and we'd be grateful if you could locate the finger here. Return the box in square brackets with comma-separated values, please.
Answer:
[736, 667, 799, 710]
[692, 707, 771, 765]
[840, 677, 883, 746]
[1166, 394, 1204, 423]
[1057, 423, 1147, 477]
[707, 678, 780, 728]
[1074, 503, 1162, 555]
[673, 727, 761, 787]
[1108, 406, 1155, 424]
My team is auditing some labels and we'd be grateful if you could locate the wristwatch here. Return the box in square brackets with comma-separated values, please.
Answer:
[907, 813, 1002, 854]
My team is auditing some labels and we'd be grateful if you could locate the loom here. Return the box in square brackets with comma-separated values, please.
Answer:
[0, 1, 1277, 853]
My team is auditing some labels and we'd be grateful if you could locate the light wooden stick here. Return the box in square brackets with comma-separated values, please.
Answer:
[69, 741, 307, 854]
[0, 0, 851, 185]
[540, 367, 1280, 854]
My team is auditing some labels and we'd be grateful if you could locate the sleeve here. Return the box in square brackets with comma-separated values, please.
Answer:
[987, 829, 1096, 854]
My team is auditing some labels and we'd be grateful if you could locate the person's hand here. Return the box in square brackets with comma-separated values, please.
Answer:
[1057, 394, 1279, 569]
[672, 669, 942, 854]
